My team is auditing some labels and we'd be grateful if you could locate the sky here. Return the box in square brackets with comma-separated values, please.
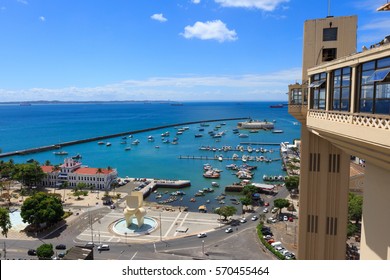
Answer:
[0, 0, 389, 102]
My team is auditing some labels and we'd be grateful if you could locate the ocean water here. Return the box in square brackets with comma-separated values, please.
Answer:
[0, 102, 300, 211]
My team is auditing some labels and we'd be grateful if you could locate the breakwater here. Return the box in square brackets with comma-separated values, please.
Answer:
[0, 117, 249, 158]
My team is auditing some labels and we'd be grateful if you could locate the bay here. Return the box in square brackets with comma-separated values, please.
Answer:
[0, 101, 300, 211]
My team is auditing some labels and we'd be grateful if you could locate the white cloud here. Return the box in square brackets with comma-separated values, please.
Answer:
[358, 18, 390, 45]
[352, 0, 386, 11]
[181, 20, 237, 42]
[0, 68, 301, 101]
[151, 13, 167, 22]
[214, 0, 289, 11]
[17, 0, 28, 5]
[192, 0, 201, 4]
[39, 16, 45, 22]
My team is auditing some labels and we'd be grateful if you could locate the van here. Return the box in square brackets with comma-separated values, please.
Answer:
[271, 241, 282, 247]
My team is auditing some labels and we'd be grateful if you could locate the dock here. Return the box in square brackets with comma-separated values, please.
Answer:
[239, 142, 280, 146]
[178, 155, 281, 162]
[0, 117, 249, 158]
[136, 179, 191, 198]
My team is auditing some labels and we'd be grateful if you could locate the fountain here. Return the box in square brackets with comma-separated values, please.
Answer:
[112, 191, 158, 236]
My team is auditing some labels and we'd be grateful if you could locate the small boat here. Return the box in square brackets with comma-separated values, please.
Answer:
[98, 141, 105, 145]
[211, 182, 220, 187]
[249, 130, 259, 133]
[155, 145, 160, 149]
[195, 134, 203, 138]
[131, 139, 140, 145]
[206, 200, 210, 204]
[128, 135, 133, 138]
[120, 141, 127, 144]
[53, 151, 68, 155]
[72, 154, 82, 159]
[106, 142, 111, 146]
[218, 156, 223, 162]
[272, 130, 284, 133]
[190, 197, 196, 202]
[238, 133, 249, 138]
[125, 147, 131, 151]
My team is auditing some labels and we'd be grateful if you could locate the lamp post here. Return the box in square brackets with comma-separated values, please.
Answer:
[125, 232, 127, 245]
[202, 240, 205, 255]
[159, 212, 162, 241]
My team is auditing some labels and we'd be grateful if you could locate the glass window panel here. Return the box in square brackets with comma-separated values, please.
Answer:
[343, 67, 351, 75]
[333, 99, 340, 110]
[360, 100, 373, 113]
[319, 100, 326, 109]
[374, 100, 390, 114]
[309, 80, 326, 88]
[362, 70, 375, 84]
[375, 83, 390, 99]
[319, 89, 326, 100]
[334, 69, 341, 76]
[362, 61, 375, 71]
[366, 68, 390, 83]
[334, 75, 341, 87]
[340, 99, 350, 111]
[341, 87, 350, 99]
[342, 74, 350, 86]
[361, 85, 374, 99]
[320, 73, 327, 80]
[377, 57, 390, 69]
[333, 87, 340, 99]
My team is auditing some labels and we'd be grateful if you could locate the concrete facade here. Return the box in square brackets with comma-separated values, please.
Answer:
[288, 14, 390, 259]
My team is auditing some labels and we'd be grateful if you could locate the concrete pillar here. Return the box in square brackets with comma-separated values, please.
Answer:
[297, 130, 350, 259]
[349, 65, 358, 114]
[326, 71, 332, 111]
[360, 162, 390, 259]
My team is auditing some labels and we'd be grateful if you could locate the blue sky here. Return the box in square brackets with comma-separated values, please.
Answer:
[0, 0, 389, 101]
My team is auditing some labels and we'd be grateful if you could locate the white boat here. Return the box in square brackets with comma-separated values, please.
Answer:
[106, 142, 111, 146]
[155, 146, 160, 149]
[272, 130, 284, 133]
[131, 139, 140, 145]
[239, 133, 249, 138]
[247, 146, 253, 153]
[211, 182, 220, 187]
[53, 151, 68, 155]
[218, 156, 223, 162]
[98, 141, 105, 145]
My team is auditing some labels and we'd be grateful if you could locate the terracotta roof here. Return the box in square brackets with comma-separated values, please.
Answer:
[41, 166, 54, 173]
[73, 167, 114, 175]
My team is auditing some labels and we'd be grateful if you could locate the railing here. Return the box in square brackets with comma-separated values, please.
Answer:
[308, 110, 390, 130]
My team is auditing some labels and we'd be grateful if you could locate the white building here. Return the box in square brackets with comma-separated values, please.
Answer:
[41, 158, 118, 190]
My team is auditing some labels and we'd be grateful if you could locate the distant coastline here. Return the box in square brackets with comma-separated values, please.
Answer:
[0, 100, 287, 105]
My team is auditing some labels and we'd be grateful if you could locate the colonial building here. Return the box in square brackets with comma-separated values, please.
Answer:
[288, 12, 389, 259]
[41, 158, 118, 190]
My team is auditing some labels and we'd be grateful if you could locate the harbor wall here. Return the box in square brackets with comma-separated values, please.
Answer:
[0, 117, 248, 158]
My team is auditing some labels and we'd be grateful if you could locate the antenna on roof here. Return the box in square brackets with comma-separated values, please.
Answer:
[327, 0, 331, 17]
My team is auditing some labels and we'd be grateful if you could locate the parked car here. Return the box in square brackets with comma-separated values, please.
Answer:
[240, 218, 247, 223]
[110, 204, 116, 209]
[267, 217, 277, 223]
[27, 249, 37, 256]
[264, 202, 270, 207]
[55, 244, 66, 250]
[97, 244, 110, 251]
[263, 208, 269, 213]
[251, 215, 258, 221]
[84, 242, 95, 249]
[283, 215, 288, 221]
[197, 232, 207, 238]
[58, 252, 66, 258]
[225, 227, 233, 233]
[271, 207, 279, 213]
[288, 217, 294, 222]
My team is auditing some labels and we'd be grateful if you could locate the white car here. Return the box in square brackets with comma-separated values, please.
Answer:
[240, 218, 247, 223]
[263, 208, 269, 213]
[251, 216, 258, 221]
[97, 244, 110, 251]
[197, 232, 207, 238]
[283, 215, 288, 221]
[225, 227, 233, 233]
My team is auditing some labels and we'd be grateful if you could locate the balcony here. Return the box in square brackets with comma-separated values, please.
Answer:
[307, 110, 390, 168]
[288, 104, 308, 123]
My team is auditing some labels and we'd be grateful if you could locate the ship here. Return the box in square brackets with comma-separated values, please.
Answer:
[269, 104, 284, 108]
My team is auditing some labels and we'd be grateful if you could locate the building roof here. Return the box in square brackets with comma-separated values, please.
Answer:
[41, 165, 55, 173]
[73, 167, 114, 175]
[377, 2, 390, 11]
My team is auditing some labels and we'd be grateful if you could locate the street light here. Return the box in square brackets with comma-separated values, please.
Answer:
[125, 232, 127, 245]
[202, 240, 205, 255]
[159, 212, 162, 241]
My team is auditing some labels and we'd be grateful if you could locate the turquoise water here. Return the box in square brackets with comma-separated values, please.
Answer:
[0, 102, 300, 211]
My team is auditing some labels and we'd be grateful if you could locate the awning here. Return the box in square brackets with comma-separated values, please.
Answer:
[309, 80, 326, 88]
[366, 68, 390, 83]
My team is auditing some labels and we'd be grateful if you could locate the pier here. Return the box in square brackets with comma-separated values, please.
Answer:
[178, 155, 282, 161]
[137, 179, 191, 198]
[239, 142, 280, 146]
[0, 117, 249, 158]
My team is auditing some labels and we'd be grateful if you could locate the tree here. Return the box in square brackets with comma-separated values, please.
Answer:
[241, 184, 258, 202]
[0, 207, 12, 238]
[37, 243, 54, 259]
[12, 162, 45, 187]
[214, 206, 237, 221]
[348, 193, 363, 224]
[273, 198, 290, 214]
[239, 196, 252, 206]
[44, 160, 51, 166]
[20, 192, 64, 228]
[285, 176, 299, 192]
